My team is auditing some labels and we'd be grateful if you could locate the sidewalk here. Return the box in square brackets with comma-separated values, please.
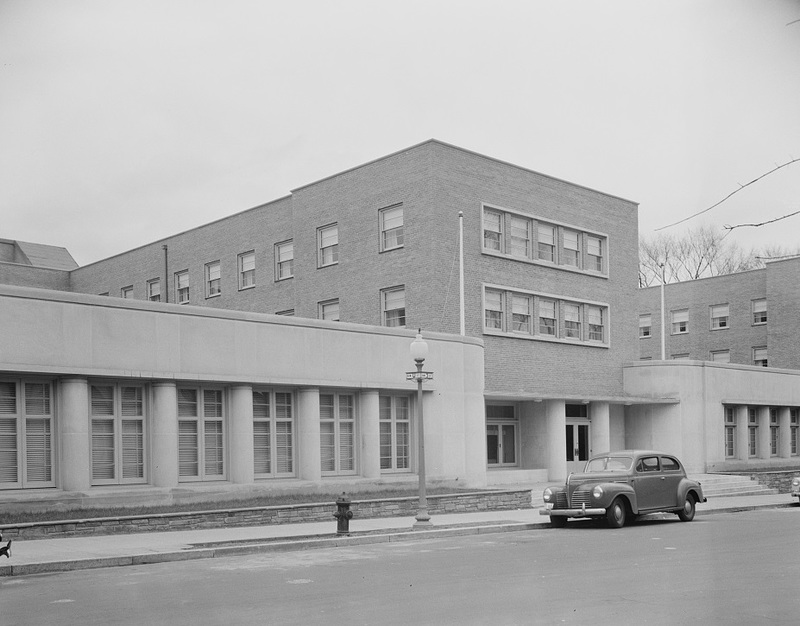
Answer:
[1, 491, 795, 577]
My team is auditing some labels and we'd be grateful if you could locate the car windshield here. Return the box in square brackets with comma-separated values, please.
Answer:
[584, 456, 633, 472]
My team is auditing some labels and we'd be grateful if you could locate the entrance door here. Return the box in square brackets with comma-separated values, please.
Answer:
[566, 421, 590, 474]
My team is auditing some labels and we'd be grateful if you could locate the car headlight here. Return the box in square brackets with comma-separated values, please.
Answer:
[792, 477, 800, 487]
[592, 485, 604, 499]
[543, 487, 553, 502]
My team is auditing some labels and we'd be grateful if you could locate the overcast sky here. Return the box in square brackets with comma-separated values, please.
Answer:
[2, 0, 799, 266]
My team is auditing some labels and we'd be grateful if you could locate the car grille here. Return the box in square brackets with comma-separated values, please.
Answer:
[570, 490, 593, 508]
[553, 492, 568, 509]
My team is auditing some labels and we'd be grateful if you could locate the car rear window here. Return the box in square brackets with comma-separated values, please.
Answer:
[586, 456, 632, 472]
[661, 456, 680, 471]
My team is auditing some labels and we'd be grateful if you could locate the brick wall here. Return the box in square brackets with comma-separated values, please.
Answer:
[0, 489, 531, 540]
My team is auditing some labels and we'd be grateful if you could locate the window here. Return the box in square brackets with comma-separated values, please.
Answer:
[791, 409, 798, 456]
[319, 299, 340, 321]
[752, 298, 767, 325]
[711, 350, 730, 363]
[147, 279, 161, 302]
[770, 408, 779, 456]
[205, 261, 221, 298]
[175, 270, 189, 304]
[380, 396, 410, 472]
[483, 209, 502, 251]
[671, 353, 690, 360]
[511, 294, 531, 333]
[275, 309, 294, 316]
[724, 407, 736, 459]
[382, 286, 406, 327]
[710, 304, 729, 329]
[0, 380, 54, 488]
[90, 384, 145, 485]
[238, 251, 255, 290]
[753, 347, 768, 367]
[320, 393, 356, 475]
[275, 241, 294, 280]
[564, 303, 581, 339]
[539, 299, 556, 336]
[318, 224, 339, 267]
[509, 216, 530, 258]
[484, 289, 504, 331]
[671, 309, 688, 334]
[121, 286, 133, 299]
[486, 405, 517, 466]
[177, 387, 225, 481]
[253, 390, 294, 477]
[639, 314, 652, 338]
[587, 236, 603, 272]
[748, 407, 758, 457]
[587, 306, 604, 342]
[537, 224, 556, 262]
[380, 205, 404, 251]
[562, 230, 580, 267]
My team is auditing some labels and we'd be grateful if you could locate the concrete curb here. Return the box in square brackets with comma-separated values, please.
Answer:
[0, 501, 794, 577]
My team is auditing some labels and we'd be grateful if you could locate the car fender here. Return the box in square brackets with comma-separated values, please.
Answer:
[678, 478, 706, 504]
[594, 482, 639, 514]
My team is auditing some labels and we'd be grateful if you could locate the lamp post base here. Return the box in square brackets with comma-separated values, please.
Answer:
[413, 513, 433, 529]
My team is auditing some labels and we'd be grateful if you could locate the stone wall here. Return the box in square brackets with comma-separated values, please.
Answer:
[746, 470, 800, 493]
[0, 489, 531, 540]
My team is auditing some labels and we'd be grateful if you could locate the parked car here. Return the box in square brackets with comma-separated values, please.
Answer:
[791, 476, 800, 504]
[541, 450, 706, 528]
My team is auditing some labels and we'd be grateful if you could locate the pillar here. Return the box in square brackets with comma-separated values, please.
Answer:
[736, 406, 749, 461]
[151, 382, 178, 488]
[297, 388, 321, 481]
[591, 402, 610, 456]
[228, 384, 254, 484]
[758, 406, 771, 460]
[779, 407, 791, 458]
[545, 399, 567, 482]
[360, 390, 380, 479]
[60, 377, 91, 491]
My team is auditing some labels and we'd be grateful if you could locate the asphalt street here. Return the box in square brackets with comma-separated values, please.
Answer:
[2, 507, 799, 625]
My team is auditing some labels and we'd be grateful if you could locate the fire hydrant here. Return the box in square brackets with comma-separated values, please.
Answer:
[333, 493, 353, 535]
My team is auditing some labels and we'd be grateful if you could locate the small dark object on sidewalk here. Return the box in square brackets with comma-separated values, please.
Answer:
[0, 540, 10, 558]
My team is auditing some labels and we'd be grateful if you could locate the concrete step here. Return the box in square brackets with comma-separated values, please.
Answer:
[693, 474, 779, 497]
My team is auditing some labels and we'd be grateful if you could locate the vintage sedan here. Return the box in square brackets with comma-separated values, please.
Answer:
[541, 450, 706, 528]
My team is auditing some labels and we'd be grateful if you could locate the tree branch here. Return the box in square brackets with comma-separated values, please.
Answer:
[723, 209, 800, 231]
[655, 157, 800, 231]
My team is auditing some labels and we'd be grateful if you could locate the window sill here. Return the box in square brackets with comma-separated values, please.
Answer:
[483, 328, 609, 348]
[380, 245, 404, 254]
[482, 249, 609, 279]
[238, 285, 256, 292]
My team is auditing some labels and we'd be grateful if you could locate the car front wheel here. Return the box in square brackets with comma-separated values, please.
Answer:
[606, 497, 627, 528]
[678, 494, 696, 522]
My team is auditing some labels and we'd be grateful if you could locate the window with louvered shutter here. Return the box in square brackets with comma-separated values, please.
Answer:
[178, 387, 224, 481]
[0, 417, 18, 484]
[253, 421, 271, 474]
[25, 383, 50, 415]
[92, 419, 116, 481]
[121, 420, 144, 479]
[25, 418, 51, 483]
[179, 420, 198, 477]
[379, 395, 411, 472]
[204, 420, 224, 476]
[275, 393, 293, 474]
[339, 395, 355, 472]
[319, 393, 356, 475]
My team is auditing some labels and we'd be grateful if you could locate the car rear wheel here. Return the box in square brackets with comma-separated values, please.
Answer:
[677, 494, 696, 522]
[550, 515, 567, 528]
[606, 497, 627, 528]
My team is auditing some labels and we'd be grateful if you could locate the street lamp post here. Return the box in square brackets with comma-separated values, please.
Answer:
[407, 330, 433, 528]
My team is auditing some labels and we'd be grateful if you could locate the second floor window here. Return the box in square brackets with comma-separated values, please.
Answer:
[587, 236, 603, 272]
[710, 304, 729, 329]
[539, 299, 556, 336]
[639, 314, 652, 338]
[537, 224, 555, 262]
[238, 251, 255, 290]
[564, 303, 581, 339]
[483, 209, 502, 251]
[509, 216, 530, 258]
[382, 286, 406, 327]
[121, 286, 133, 299]
[275, 241, 293, 280]
[147, 279, 161, 302]
[587, 305, 604, 342]
[380, 205, 404, 251]
[752, 299, 767, 325]
[318, 224, 339, 267]
[753, 346, 768, 367]
[484, 289, 504, 330]
[319, 299, 340, 321]
[205, 262, 221, 297]
[671, 309, 688, 334]
[562, 230, 580, 267]
[175, 271, 189, 304]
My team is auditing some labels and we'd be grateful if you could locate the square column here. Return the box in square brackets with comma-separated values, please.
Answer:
[779, 407, 792, 458]
[758, 406, 771, 459]
[228, 385, 254, 484]
[359, 390, 380, 479]
[59, 377, 91, 491]
[152, 382, 178, 488]
[545, 399, 567, 482]
[736, 406, 749, 461]
[297, 388, 321, 481]
[590, 402, 610, 455]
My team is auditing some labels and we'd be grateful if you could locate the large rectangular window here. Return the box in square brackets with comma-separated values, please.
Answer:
[564, 303, 581, 339]
[175, 270, 190, 304]
[318, 224, 339, 267]
[320, 393, 356, 475]
[639, 314, 652, 338]
[770, 408, 779, 456]
[748, 408, 758, 457]
[253, 390, 294, 477]
[710, 304, 729, 330]
[0, 380, 54, 488]
[275, 241, 294, 280]
[587, 235, 603, 272]
[511, 294, 531, 333]
[752, 298, 767, 325]
[90, 384, 145, 485]
[562, 230, 580, 267]
[382, 286, 406, 327]
[483, 209, 502, 251]
[380, 205, 404, 251]
[539, 299, 557, 336]
[484, 289, 504, 331]
[537, 224, 555, 262]
[587, 305, 604, 342]
[671, 309, 688, 334]
[238, 251, 255, 290]
[379, 396, 410, 472]
[178, 387, 225, 481]
[509, 216, 530, 258]
[205, 261, 221, 298]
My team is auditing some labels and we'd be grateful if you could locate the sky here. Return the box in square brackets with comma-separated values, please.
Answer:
[1, 0, 799, 267]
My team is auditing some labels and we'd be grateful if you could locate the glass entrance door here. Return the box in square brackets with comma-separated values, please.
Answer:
[566, 421, 590, 474]
[487, 423, 516, 466]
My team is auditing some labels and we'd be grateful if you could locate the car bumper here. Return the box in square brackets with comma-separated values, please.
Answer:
[540, 503, 606, 517]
